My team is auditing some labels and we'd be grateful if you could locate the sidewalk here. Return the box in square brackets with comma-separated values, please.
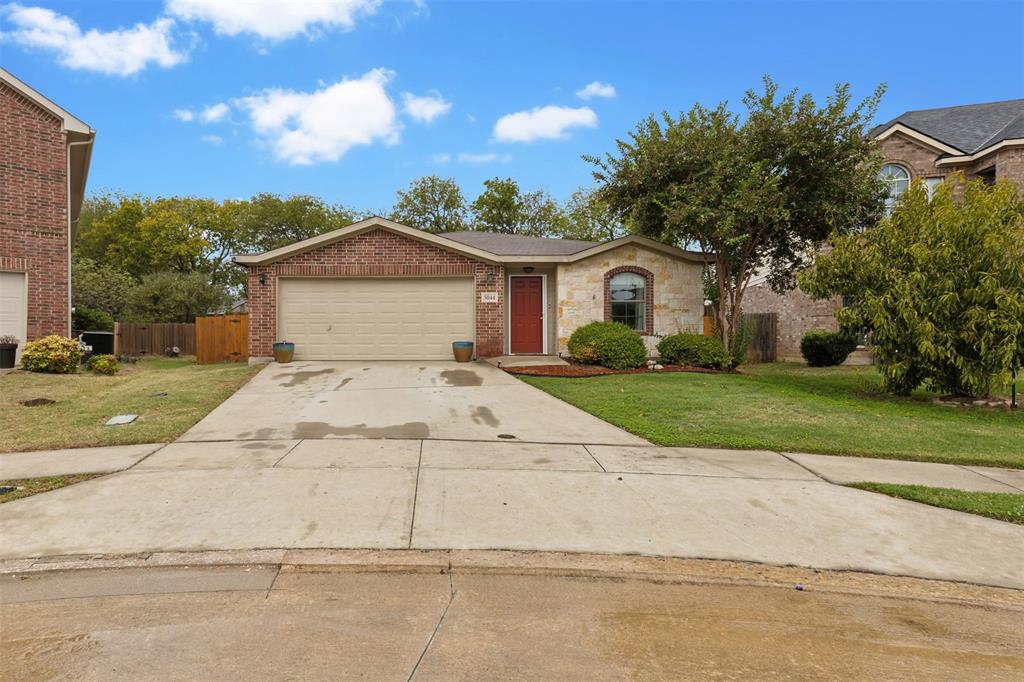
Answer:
[2, 440, 1023, 588]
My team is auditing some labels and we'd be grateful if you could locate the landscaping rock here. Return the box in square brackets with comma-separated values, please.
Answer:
[105, 414, 139, 426]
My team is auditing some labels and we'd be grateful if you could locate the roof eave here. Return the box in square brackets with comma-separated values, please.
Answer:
[872, 123, 965, 156]
[934, 138, 1024, 167]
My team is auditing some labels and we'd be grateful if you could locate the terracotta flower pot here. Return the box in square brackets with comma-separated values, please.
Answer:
[452, 341, 474, 363]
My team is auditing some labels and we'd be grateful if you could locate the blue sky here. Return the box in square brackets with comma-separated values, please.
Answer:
[3, 1, 1023, 212]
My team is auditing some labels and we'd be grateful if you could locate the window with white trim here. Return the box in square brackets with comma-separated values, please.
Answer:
[609, 272, 645, 331]
[924, 177, 943, 201]
[879, 164, 910, 213]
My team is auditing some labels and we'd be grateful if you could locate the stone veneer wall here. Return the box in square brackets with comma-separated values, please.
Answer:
[555, 244, 703, 355]
[246, 228, 504, 359]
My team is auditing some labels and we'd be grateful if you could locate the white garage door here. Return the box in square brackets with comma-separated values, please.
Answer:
[0, 272, 27, 355]
[278, 278, 475, 360]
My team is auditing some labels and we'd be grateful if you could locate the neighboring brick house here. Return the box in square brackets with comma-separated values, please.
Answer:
[0, 68, 95, 355]
[745, 98, 1024, 362]
[235, 217, 704, 362]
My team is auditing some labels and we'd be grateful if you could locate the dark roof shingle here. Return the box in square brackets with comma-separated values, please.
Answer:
[870, 99, 1024, 154]
[438, 231, 598, 256]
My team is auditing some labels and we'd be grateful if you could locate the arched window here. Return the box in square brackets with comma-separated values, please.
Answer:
[608, 271, 647, 331]
[879, 164, 910, 212]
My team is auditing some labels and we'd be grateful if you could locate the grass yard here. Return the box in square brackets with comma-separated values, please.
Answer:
[0, 357, 260, 452]
[849, 483, 1024, 524]
[0, 474, 105, 503]
[520, 363, 1023, 468]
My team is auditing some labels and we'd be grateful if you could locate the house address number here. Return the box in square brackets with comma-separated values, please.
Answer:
[480, 292, 499, 303]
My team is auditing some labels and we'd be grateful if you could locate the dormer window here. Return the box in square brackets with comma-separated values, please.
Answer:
[879, 164, 910, 213]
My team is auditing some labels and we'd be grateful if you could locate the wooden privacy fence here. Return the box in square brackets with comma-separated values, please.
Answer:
[196, 314, 249, 364]
[741, 312, 778, 363]
[114, 322, 195, 357]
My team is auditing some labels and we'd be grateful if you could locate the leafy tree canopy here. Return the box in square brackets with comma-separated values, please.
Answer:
[588, 76, 887, 353]
[71, 255, 135, 317]
[559, 187, 629, 242]
[800, 176, 1024, 398]
[391, 175, 467, 233]
[122, 271, 234, 324]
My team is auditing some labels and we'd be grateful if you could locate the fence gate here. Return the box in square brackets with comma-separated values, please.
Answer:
[196, 314, 249, 364]
[741, 312, 778, 363]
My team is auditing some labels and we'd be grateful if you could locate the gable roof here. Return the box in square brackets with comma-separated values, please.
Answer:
[439, 231, 598, 256]
[0, 67, 93, 135]
[234, 217, 705, 266]
[870, 99, 1024, 156]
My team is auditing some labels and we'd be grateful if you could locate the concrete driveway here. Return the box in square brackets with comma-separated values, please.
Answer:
[2, 361, 1023, 589]
[179, 361, 646, 445]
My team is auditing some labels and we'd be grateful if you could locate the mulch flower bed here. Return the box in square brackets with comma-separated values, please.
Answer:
[501, 363, 730, 378]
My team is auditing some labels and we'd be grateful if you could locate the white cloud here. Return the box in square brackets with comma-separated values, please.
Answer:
[173, 108, 196, 122]
[166, 0, 381, 41]
[200, 102, 230, 122]
[235, 68, 399, 165]
[576, 81, 616, 100]
[1, 3, 188, 76]
[493, 105, 597, 143]
[430, 153, 451, 164]
[457, 152, 509, 164]
[401, 91, 451, 124]
[201, 134, 224, 145]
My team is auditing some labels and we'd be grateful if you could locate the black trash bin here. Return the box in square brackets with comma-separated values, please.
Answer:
[81, 331, 114, 356]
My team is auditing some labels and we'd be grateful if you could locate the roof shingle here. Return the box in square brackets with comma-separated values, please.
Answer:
[438, 231, 598, 256]
[870, 99, 1024, 154]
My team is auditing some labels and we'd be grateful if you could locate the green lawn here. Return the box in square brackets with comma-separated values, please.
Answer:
[0, 357, 260, 452]
[0, 474, 105, 503]
[520, 364, 1023, 468]
[849, 483, 1024, 524]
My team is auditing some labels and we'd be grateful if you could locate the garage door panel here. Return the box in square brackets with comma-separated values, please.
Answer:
[278, 278, 474, 360]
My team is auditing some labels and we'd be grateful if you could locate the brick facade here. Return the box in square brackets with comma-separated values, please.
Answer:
[246, 228, 505, 358]
[0, 82, 70, 339]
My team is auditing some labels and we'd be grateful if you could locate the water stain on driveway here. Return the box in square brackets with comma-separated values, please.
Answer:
[471, 406, 500, 427]
[292, 421, 431, 439]
[441, 369, 483, 387]
[276, 368, 335, 388]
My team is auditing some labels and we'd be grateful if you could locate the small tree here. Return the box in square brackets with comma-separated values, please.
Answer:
[390, 175, 468, 233]
[588, 77, 887, 355]
[800, 176, 1024, 397]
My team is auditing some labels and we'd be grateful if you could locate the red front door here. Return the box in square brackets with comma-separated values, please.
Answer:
[510, 276, 544, 354]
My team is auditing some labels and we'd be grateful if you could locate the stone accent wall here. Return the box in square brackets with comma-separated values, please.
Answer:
[0, 82, 70, 339]
[555, 244, 703, 354]
[245, 228, 504, 358]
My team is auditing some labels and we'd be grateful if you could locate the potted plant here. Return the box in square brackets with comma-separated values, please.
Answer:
[452, 340, 474, 363]
[273, 340, 295, 363]
[0, 335, 18, 369]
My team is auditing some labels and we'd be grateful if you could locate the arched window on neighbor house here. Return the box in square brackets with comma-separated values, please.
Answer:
[879, 163, 910, 213]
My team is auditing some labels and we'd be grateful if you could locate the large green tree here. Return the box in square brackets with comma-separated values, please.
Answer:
[588, 77, 887, 353]
[390, 175, 467, 233]
[71, 255, 135, 317]
[470, 177, 568, 236]
[559, 187, 628, 242]
[800, 177, 1024, 398]
[122, 271, 234, 323]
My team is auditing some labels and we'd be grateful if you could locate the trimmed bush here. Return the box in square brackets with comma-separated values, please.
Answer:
[20, 335, 84, 374]
[73, 306, 114, 332]
[87, 354, 120, 375]
[800, 330, 858, 367]
[568, 321, 647, 369]
[657, 333, 729, 369]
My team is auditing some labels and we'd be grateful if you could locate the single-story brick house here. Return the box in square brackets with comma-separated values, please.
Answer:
[235, 217, 705, 362]
[745, 98, 1024, 362]
[0, 67, 95, 353]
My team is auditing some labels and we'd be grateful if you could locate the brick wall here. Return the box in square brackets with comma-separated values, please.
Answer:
[876, 132, 1024, 191]
[0, 82, 69, 339]
[246, 228, 505, 358]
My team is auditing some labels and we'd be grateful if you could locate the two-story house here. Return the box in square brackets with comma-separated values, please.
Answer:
[1, 68, 95, 355]
[745, 98, 1024, 362]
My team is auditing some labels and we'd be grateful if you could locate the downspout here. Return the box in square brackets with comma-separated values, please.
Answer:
[66, 138, 93, 336]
